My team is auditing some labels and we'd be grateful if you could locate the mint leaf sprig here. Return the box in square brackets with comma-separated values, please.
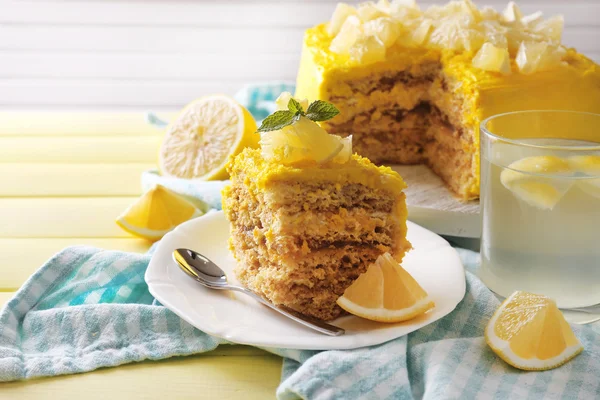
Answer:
[257, 99, 340, 133]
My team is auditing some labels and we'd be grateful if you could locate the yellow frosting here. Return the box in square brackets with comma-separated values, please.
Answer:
[296, 23, 600, 199]
[228, 148, 407, 193]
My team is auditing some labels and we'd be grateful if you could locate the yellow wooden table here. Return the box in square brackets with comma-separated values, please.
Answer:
[0, 111, 282, 399]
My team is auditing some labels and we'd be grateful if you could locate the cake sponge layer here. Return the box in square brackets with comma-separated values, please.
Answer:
[223, 148, 410, 320]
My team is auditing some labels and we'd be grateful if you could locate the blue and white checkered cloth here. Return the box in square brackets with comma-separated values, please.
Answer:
[2, 83, 600, 399]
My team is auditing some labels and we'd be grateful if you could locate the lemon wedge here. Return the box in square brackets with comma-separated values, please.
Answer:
[116, 185, 203, 241]
[568, 155, 600, 199]
[158, 95, 258, 181]
[500, 156, 573, 210]
[486, 291, 583, 371]
[260, 116, 344, 164]
[336, 253, 434, 323]
[259, 92, 350, 165]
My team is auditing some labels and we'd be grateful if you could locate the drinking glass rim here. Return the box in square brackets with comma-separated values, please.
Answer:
[480, 110, 600, 151]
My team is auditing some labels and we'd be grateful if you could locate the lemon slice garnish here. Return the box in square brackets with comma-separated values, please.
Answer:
[486, 291, 583, 371]
[116, 185, 202, 241]
[568, 155, 600, 199]
[158, 95, 258, 181]
[500, 156, 573, 210]
[260, 116, 345, 164]
[336, 253, 435, 323]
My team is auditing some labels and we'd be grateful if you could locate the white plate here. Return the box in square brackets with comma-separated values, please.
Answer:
[145, 211, 466, 350]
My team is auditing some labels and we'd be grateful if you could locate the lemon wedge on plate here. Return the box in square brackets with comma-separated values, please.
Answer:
[159, 95, 258, 181]
[116, 185, 203, 241]
[486, 291, 583, 371]
[336, 253, 435, 323]
[568, 155, 600, 199]
[500, 156, 573, 210]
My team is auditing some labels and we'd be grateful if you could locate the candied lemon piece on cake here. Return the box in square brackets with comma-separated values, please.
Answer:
[533, 15, 564, 42]
[116, 185, 203, 241]
[502, 1, 523, 23]
[472, 42, 511, 75]
[328, 3, 359, 36]
[260, 117, 344, 163]
[568, 155, 600, 199]
[350, 34, 387, 64]
[158, 95, 258, 181]
[516, 42, 565, 75]
[485, 291, 583, 371]
[259, 93, 351, 165]
[500, 156, 573, 210]
[330, 15, 363, 54]
[336, 253, 435, 323]
[363, 17, 401, 47]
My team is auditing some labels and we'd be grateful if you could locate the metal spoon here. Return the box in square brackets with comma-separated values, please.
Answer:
[173, 248, 345, 337]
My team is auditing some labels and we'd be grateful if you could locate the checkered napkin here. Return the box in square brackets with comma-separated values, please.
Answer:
[2, 83, 600, 399]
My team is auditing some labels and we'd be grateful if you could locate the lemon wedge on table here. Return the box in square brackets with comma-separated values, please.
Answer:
[158, 95, 258, 181]
[568, 155, 600, 199]
[485, 291, 583, 371]
[500, 156, 573, 210]
[336, 253, 435, 323]
[116, 185, 203, 241]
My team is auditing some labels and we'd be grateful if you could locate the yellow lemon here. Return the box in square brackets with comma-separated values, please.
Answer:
[116, 185, 202, 241]
[485, 291, 583, 371]
[158, 95, 258, 181]
[260, 116, 345, 164]
[500, 156, 573, 210]
[568, 155, 600, 199]
[336, 253, 435, 323]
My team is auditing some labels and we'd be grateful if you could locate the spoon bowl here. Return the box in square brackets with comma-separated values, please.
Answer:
[172, 248, 345, 336]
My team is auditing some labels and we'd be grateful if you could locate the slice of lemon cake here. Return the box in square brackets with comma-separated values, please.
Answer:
[222, 95, 410, 321]
[295, 0, 600, 200]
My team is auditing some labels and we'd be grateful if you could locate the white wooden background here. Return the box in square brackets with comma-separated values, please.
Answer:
[1, 0, 598, 110]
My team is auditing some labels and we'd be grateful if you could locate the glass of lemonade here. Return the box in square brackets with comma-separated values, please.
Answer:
[479, 111, 600, 309]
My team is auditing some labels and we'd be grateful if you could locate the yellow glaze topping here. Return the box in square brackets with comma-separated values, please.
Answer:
[228, 148, 407, 194]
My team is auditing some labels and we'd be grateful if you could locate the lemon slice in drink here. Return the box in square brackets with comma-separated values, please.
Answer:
[336, 253, 435, 323]
[485, 291, 583, 371]
[116, 185, 203, 241]
[500, 156, 573, 210]
[159, 95, 258, 180]
[568, 155, 600, 199]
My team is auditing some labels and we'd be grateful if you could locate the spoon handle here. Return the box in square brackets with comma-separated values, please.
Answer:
[232, 287, 345, 337]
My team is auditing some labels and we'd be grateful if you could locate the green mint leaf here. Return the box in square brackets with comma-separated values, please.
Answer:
[287, 98, 304, 115]
[305, 100, 340, 122]
[257, 110, 297, 132]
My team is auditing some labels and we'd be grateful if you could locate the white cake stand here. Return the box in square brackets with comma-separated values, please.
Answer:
[392, 165, 481, 239]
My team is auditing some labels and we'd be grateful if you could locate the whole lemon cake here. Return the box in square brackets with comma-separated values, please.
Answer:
[295, 0, 600, 200]
[222, 95, 411, 320]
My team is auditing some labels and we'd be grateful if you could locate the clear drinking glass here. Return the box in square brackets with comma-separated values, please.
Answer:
[479, 111, 600, 308]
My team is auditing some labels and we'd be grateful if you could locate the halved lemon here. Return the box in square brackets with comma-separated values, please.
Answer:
[116, 185, 203, 241]
[158, 95, 258, 181]
[500, 156, 573, 210]
[336, 253, 435, 323]
[568, 155, 600, 199]
[485, 291, 583, 371]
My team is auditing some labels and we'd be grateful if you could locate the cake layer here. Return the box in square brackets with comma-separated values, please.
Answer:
[230, 227, 386, 320]
[424, 111, 476, 197]
[295, 23, 600, 200]
[225, 183, 407, 256]
[223, 147, 410, 321]
[262, 182, 396, 212]
[327, 104, 429, 165]
[228, 148, 407, 194]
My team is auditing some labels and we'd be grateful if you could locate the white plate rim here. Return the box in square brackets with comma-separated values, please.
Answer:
[145, 211, 466, 350]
